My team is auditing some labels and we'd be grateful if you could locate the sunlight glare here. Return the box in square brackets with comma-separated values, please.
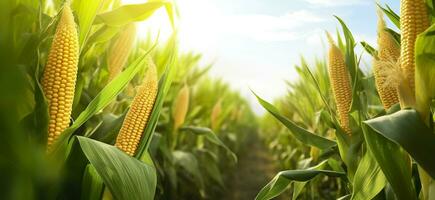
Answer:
[121, 0, 221, 55]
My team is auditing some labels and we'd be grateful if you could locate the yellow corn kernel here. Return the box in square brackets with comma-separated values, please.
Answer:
[107, 23, 137, 81]
[42, 5, 79, 151]
[172, 84, 190, 130]
[211, 99, 222, 131]
[400, 0, 429, 94]
[374, 9, 400, 109]
[115, 62, 158, 156]
[326, 32, 352, 135]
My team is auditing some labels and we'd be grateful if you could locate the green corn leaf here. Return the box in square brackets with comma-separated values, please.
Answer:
[377, 4, 400, 29]
[415, 23, 435, 124]
[200, 151, 224, 187]
[180, 126, 237, 163]
[363, 110, 434, 200]
[94, 2, 171, 27]
[80, 164, 104, 200]
[351, 151, 387, 200]
[364, 109, 435, 178]
[335, 128, 363, 182]
[360, 41, 378, 59]
[78, 136, 157, 200]
[255, 161, 345, 200]
[334, 16, 356, 82]
[292, 181, 307, 200]
[252, 91, 337, 150]
[363, 127, 416, 200]
[84, 25, 121, 51]
[23, 63, 49, 146]
[88, 112, 126, 144]
[162, 0, 175, 29]
[172, 150, 204, 192]
[72, 0, 105, 48]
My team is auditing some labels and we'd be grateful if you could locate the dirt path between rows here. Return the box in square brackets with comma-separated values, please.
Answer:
[225, 136, 286, 200]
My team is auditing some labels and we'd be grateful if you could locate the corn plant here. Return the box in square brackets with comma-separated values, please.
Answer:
[0, 0, 178, 199]
[149, 65, 255, 199]
[254, 1, 435, 199]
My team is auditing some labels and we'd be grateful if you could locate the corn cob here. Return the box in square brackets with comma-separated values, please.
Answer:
[400, 0, 429, 95]
[115, 62, 158, 156]
[211, 99, 222, 131]
[172, 84, 190, 130]
[326, 32, 352, 135]
[42, 5, 79, 150]
[374, 9, 400, 110]
[107, 23, 137, 81]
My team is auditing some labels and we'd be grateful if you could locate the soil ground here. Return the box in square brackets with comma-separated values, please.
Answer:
[225, 136, 286, 200]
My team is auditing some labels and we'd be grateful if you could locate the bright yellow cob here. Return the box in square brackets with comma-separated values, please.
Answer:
[172, 84, 190, 130]
[115, 62, 158, 156]
[211, 99, 222, 131]
[374, 9, 400, 110]
[42, 5, 79, 150]
[326, 32, 352, 135]
[400, 0, 429, 94]
[107, 23, 137, 81]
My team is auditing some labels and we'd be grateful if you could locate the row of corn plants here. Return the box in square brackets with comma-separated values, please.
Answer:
[148, 50, 257, 199]
[254, 0, 434, 199]
[0, 0, 257, 199]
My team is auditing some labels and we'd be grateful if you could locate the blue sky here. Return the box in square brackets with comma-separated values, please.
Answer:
[129, 0, 399, 114]
[179, 0, 399, 114]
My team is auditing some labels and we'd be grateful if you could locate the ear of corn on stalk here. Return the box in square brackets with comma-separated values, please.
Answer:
[115, 61, 158, 156]
[400, 0, 429, 95]
[211, 99, 222, 131]
[374, 9, 400, 110]
[42, 5, 79, 151]
[172, 84, 190, 130]
[107, 23, 137, 81]
[375, 58, 416, 109]
[326, 32, 352, 135]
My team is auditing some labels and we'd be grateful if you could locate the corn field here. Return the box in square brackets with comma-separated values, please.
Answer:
[0, 0, 434, 200]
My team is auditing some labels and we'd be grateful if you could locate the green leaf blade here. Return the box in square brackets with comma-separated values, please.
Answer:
[351, 151, 387, 200]
[77, 136, 157, 200]
[181, 126, 237, 163]
[252, 91, 336, 150]
[364, 109, 435, 178]
[255, 166, 345, 200]
[95, 2, 167, 27]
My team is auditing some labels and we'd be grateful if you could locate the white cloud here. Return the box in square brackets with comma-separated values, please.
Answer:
[222, 10, 327, 42]
[304, 0, 369, 6]
[305, 29, 326, 47]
